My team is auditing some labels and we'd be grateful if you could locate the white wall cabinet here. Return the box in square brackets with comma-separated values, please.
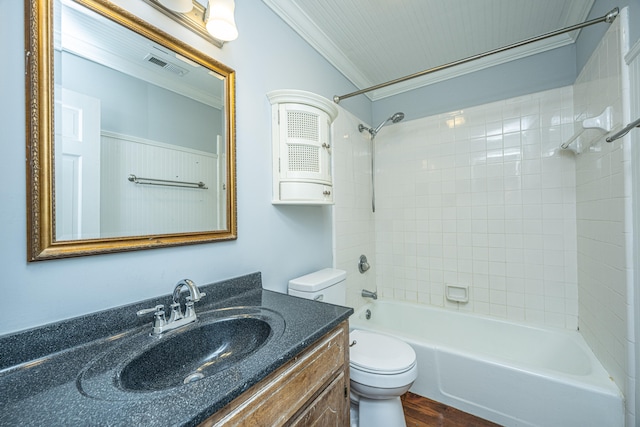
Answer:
[268, 90, 338, 205]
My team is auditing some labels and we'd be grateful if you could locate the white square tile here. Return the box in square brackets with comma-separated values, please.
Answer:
[334, 77, 633, 334]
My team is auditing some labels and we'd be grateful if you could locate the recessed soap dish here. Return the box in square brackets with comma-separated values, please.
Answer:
[445, 284, 469, 303]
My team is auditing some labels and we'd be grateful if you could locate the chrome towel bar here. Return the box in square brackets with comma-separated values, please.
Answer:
[128, 174, 208, 189]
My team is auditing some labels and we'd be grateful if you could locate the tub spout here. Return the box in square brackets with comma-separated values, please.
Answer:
[361, 289, 377, 300]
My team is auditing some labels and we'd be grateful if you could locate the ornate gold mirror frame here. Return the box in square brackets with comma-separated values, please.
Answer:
[25, 0, 236, 261]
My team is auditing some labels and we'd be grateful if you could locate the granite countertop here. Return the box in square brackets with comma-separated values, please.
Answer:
[0, 272, 353, 426]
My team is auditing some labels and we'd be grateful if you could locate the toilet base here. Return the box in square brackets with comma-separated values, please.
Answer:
[351, 395, 407, 427]
[350, 402, 358, 427]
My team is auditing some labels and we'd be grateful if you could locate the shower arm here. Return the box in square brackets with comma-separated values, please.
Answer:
[333, 7, 619, 103]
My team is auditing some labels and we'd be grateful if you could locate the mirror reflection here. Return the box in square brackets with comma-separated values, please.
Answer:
[26, 0, 236, 260]
[56, 0, 226, 240]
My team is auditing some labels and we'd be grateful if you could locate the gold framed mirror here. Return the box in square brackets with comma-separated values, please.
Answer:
[26, 0, 236, 261]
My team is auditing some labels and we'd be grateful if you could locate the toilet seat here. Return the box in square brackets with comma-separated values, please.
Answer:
[350, 362, 418, 391]
[349, 330, 416, 375]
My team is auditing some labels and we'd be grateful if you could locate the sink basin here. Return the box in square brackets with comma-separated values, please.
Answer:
[119, 317, 272, 391]
[77, 307, 286, 400]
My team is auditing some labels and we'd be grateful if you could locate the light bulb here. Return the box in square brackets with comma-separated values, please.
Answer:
[206, 0, 238, 41]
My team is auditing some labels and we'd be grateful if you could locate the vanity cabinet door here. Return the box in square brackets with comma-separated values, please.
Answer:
[201, 321, 349, 427]
[288, 372, 348, 427]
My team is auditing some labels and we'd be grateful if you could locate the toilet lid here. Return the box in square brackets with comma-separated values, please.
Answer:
[349, 330, 416, 375]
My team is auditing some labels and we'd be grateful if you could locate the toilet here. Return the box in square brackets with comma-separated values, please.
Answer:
[288, 268, 417, 427]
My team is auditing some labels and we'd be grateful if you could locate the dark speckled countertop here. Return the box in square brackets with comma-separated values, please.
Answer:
[0, 272, 353, 426]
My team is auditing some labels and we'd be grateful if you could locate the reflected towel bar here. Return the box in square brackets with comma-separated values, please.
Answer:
[606, 117, 640, 142]
[128, 174, 208, 189]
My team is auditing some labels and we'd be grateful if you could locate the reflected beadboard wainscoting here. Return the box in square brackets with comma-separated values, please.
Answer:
[100, 131, 221, 237]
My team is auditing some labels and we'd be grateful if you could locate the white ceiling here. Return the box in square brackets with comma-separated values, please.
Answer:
[262, 0, 596, 101]
[61, 0, 224, 108]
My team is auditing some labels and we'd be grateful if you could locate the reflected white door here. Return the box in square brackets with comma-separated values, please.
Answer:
[217, 134, 226, 229]
[54, 87, 101, 240]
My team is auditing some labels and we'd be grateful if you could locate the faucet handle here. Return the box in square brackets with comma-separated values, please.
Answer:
[184, 297, 196, 318]
[169, 302, 183, 322]
[358, 255, 371, 274]
[152, 309, 166, 331]
[137, 304, 165, 317]
[137, 305, 166, 335]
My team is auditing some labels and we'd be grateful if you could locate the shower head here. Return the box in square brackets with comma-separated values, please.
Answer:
[390, 112, 405, 123]
[370, 112, 405, 136]
[358, 112, 405, 137]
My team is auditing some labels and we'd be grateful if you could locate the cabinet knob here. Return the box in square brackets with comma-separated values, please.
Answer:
[323, 190, 331, 196]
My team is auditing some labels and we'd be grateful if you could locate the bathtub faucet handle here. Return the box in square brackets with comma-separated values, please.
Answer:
[361, 289, 377, 300]
[358, 255, 371, 273]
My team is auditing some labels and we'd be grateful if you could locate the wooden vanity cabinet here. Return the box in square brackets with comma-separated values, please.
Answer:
[200, 321, 350, 427]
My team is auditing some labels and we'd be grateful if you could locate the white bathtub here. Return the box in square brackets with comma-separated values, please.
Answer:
[350, 300, 624, 427]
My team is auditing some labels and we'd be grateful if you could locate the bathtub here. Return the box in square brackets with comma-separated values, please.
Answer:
[350, 300, 624, 427]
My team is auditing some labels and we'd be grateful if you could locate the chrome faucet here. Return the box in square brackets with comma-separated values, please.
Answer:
[137, 279, 206, 336]
[361, 289, 378, 300]
[173, 278, 206, 303]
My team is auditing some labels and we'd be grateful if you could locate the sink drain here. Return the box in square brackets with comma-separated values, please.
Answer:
[183, 372, 205, 384]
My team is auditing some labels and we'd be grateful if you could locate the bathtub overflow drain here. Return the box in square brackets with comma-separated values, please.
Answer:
[183, 372, 205, 384]
[365, 309, 371, 320]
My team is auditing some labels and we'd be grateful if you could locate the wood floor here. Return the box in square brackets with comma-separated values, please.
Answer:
[401, 392, 501, 427]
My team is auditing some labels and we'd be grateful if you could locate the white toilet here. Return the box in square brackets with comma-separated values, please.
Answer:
[288, 268, 417, 427]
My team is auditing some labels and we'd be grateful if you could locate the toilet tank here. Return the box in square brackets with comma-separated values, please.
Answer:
[288, 268, 347, 306]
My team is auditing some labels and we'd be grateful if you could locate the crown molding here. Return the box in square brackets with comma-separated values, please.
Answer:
[263, 0, 594, 101]
[262, 0, 373, 91]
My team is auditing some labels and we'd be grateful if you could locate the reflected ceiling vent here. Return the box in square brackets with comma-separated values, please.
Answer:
[143, 54, 188, 76]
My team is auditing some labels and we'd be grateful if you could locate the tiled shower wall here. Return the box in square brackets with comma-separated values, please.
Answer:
[625, 40, 640, 425]
[630, 40, 640, 425]
[332, 107, 377, 309]
[373, 87, 578, 329]
[574, 11, 631, 417]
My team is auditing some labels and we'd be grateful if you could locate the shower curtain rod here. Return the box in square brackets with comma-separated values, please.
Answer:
[333, 7, 619, 104]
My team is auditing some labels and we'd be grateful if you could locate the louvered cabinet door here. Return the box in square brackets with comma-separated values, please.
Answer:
[278, 103, 331, 184]
[268, 91, 337, 205]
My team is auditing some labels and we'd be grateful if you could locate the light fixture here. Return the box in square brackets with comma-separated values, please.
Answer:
[157, 0, 193, 13]
[205, 0, 238, 41]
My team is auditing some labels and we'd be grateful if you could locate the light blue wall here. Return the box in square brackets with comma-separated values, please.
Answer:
[0, 0, 369, 336]
[63, 52, 222, 153]
[577, 0, 635, 71]
[631, 0, 640, 45]
[372, 45, 577, 123]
